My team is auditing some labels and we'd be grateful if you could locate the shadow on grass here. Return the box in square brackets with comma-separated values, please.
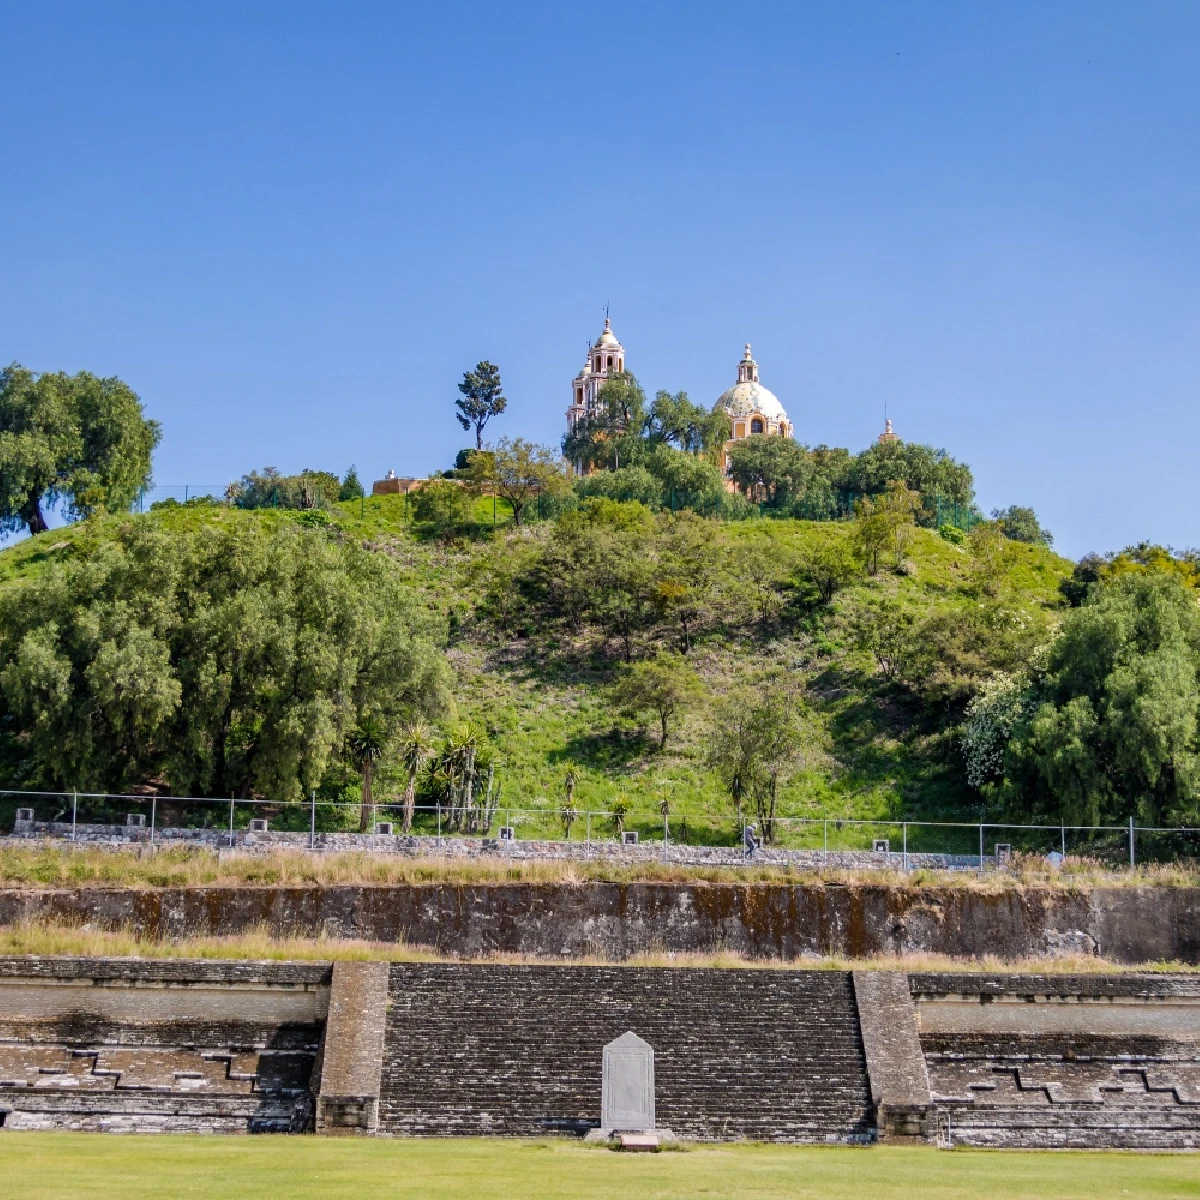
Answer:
[550, 727, 650, 771]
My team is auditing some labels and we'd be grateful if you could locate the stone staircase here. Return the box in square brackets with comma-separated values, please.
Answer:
[925, 1033, 1200, 1150]
[378, 965, 873, 1142]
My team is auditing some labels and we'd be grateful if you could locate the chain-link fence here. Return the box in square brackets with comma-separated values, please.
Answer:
[1, 790, 1189, 871]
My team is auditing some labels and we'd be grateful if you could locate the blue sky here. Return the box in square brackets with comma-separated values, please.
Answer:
[2, 2, 1197, 559]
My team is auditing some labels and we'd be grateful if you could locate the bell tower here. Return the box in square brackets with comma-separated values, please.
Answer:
[567, 317, 626, 433]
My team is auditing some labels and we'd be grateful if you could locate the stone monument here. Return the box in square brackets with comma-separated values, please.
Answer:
[589, 1030, 673, 1147]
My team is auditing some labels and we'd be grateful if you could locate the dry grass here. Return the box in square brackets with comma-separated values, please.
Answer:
[1, 919, 1195, 974]
[0, 842, 1197, 891]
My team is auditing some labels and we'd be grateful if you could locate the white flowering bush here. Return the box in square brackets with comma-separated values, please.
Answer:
[961, 672, 1031, 790]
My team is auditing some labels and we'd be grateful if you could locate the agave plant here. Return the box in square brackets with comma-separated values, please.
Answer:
[397, 721, 436, 834]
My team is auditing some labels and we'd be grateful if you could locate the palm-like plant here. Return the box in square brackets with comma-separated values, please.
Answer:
[398, 721, 436, 834]
[347, 714, 389, 833]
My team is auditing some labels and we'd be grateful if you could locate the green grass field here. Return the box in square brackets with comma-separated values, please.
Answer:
[3, 1135, 1197, 1199]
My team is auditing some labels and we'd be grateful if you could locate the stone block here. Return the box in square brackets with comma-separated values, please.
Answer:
[602, 1031, 655, 1133]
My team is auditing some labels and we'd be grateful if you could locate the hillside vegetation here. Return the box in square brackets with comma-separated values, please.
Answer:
[0, 495, 1072, 846]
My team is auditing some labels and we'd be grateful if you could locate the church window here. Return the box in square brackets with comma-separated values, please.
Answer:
[576, 388, 582, 404]
[751, 418, 764, 434]
[607, 355, 613, 370]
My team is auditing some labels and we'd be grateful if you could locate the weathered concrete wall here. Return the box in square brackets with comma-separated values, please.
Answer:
[2, 882, 1198, 964]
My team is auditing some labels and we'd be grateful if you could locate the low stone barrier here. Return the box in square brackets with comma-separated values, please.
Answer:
[2, 821, 987, 872]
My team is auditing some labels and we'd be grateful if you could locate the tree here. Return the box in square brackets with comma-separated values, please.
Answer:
[410, 478, 471, 534]
[800, 536, 861, 604]
[706, 682, 811, 843]
[991, 505, 1052, 547]
[853, 481, 921, 573]
[576, 465, 664, 509]
[725, 435, 812, 509]
[847, 598, 919, 683]
[398, 721, 436, 833]
[234, 467, 341, 510]
[562, 373, 648, 472]
[848, 439, 975, 513]
[346, 714, 388, 831]
[0, 520, 450, 797]
[968, 521, 1019, 596]
[646, 445, 728, 515]
[651, 511, 722, 652]
[0, 364, 161, 534]
[456, 361, 507, 450]
[339, 465, 365, 501]
[611, 652, 704, 749]
[469, 438, 570, 526]
[1002, 573, 1200, 826]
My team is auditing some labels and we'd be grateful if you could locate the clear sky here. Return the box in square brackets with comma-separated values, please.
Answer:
[3, 2, 1198, 559]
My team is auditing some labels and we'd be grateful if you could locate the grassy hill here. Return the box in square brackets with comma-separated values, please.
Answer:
[0, 496, 1072, 847]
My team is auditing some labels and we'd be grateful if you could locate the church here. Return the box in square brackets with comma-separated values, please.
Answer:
[566, 320, 794, 473]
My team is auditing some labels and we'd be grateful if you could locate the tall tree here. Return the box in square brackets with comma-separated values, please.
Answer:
[1002, 573, 1200, 826]
[726, 435, 812, 509]
[706, 681, 812, 843]
[398, 721, 436, 833]
[0, 365, 160, 534]
[0, 520, 450, 797]
[456, 361, 507, 450]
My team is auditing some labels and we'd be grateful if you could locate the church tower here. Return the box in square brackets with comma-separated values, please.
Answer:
[567, 317, 625, 434]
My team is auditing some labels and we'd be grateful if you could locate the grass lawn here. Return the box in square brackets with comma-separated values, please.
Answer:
[3, 1135, 1198, 1200]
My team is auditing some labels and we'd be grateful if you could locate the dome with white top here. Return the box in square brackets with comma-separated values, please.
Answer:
[714, 345, 792, 445]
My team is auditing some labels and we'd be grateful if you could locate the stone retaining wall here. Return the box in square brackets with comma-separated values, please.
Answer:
[1, 881, 1197, 964]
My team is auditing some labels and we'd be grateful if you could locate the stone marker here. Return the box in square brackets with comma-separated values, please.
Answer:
[602, 1030, 655, 1132]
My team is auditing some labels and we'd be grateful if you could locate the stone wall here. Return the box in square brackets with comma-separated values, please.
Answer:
[2, 824, 985, 871]
[0, 957, 330, 1134]
[379, 964, 873, 1142]
[911, 973, 1200, 1149]
[2, 881, 1197, 965]
[2, 954, 1200, 1148]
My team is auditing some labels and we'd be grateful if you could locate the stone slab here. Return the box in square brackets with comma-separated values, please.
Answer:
[602, 1031, 655, 1132]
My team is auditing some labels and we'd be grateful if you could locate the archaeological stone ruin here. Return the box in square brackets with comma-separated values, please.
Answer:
[2, 955, 1199, 1148]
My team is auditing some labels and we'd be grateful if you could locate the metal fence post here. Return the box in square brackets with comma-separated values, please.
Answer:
[309, 790, 316, 850]
[903, 822, 908, 872]
[586, 811, 591, 845]
[150, 794, 157, 849]
[72, 791, 77, 844]
[228, 796, 235, 849]
[978, 823, 984, 873]
[823, 818, 827, 867]
[1061, 823, 1066, 857]
[1129, 816, 1135, 869]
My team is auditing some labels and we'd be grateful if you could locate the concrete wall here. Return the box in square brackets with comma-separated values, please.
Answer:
[2, 882, 1198, 964]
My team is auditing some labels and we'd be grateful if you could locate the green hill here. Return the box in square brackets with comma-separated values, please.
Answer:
[0, 496, 1072, 847]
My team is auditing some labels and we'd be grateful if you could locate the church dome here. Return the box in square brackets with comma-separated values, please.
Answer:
[594, 317, 622, 348]
[715, 380, 787, 422]
[714, 343, 790, 430]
